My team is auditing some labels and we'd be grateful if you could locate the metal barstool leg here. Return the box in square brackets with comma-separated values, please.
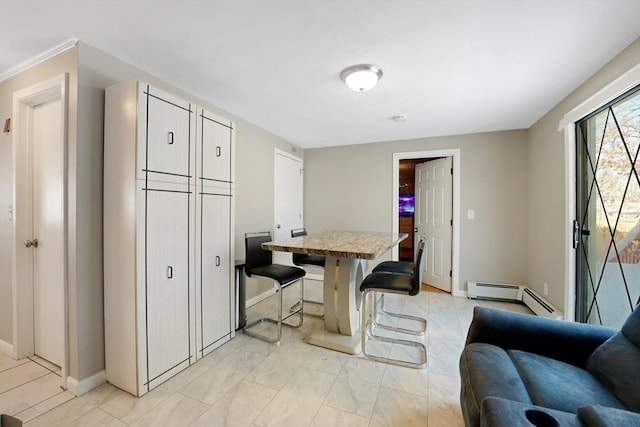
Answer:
[290, 278, 324, 318]
[361, 289, 428, 369]
[371, 294, 427, 336]
[243, 278, 304, 345]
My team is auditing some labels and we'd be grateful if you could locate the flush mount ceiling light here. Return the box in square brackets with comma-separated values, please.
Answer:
[340, 64, 383, 92]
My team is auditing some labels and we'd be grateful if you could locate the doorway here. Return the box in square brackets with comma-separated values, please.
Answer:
[393, 150, 461, 296]
[575, 84, 640, 328]
[415, 158, 453, 292]
[12, 74, 69, 387]
[273, 148, 303, 265]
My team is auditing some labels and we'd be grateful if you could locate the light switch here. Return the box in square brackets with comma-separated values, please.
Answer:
[467, 209, 475, 220]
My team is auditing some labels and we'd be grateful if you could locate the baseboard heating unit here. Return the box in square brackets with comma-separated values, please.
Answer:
[467, 281, 563, 320]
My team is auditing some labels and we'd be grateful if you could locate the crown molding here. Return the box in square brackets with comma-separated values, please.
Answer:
[0, 37, 78, 83]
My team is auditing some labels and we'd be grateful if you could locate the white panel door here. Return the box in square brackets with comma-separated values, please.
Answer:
[197, 191, 231, 356]
[141, 85, 194, 182]
[144, 183, 191, 384]
[199, 110, 232, 185]
[415, 158, 453, 292]
[33, 99, 65, 367]
[274, 150, 303, 265]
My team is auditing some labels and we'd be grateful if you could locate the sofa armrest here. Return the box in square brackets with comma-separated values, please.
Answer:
[466, 306, 616, 367]
[578, 405, 640, 427]
[480, 397, 582, 427]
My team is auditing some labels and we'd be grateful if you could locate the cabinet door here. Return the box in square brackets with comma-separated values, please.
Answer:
[198, 109, 233, 186]
[197, 190, 232, 357]
[144, 182, 192, 387]
[139, 85, 194, 184]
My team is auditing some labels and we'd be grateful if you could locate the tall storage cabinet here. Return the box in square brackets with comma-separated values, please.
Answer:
[104, 81, 235, 396]
[195, 109, 235, 359]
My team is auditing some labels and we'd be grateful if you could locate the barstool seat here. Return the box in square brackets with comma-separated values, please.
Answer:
[243, 232, 305, 345]
[360, 240, 427, 369]
[247, 264, 306, 284]
[372, 260, 415, 276]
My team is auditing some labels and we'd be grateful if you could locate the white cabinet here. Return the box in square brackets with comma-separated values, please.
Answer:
[195, 109, 235, 359]
[104, 81, 234, 396]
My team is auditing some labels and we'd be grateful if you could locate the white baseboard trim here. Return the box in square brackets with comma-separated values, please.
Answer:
[66, 370, 106, 396]
[303, 273, 324, 282]
[0, 339, 14, 356]
[453, 289, 468, 298]
[246, 284, 278, 308]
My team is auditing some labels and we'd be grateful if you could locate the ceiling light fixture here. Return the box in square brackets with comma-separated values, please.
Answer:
[340, 64, 383, 92]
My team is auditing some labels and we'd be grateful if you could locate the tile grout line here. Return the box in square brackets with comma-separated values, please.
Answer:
[28, 357, 62, 377]
[0, 358, 31, 373]
[0, 369, 52, 396]
[12, 388, 70, 419]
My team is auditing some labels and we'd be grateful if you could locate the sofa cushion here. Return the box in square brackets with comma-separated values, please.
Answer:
[621, 304, 640, 345]
[508, 350, 626, 413]
[459, 343, 532, 427]
[586, 332, 640, 412]
[578, 405, 640, 427]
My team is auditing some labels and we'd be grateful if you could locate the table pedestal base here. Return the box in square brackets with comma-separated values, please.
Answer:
[305, 256, 367, 354]
[306, 329, 361, 354]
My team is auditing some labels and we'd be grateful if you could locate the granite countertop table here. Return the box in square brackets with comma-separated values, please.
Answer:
[261, 230, 408, 354]
[262, 230, 408, 260]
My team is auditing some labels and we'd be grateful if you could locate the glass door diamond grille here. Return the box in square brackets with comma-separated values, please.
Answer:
[576, 85, 640, 328]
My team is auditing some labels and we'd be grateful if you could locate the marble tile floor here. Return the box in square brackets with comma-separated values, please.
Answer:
[0, 353, 75, 421]
[1, 291, 533, 427]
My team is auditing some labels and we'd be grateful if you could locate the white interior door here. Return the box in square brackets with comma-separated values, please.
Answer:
[32, 99, 65, 367]
[415, 158, 453, 292]
[273, 150, 303, 265]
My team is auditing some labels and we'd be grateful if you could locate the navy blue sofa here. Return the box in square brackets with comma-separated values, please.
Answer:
[459, 305, 640, 427]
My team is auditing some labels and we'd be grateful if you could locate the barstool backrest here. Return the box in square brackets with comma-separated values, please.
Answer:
[291, 228, 307, 238]
[290, 228, 307, 265]
[245, 232, 273, 277]
[411, 240, 426, 296]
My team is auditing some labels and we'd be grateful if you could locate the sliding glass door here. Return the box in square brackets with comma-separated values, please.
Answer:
[576, 85, 640, 328]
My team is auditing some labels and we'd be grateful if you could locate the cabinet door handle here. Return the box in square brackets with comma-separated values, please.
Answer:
[216, 256, 221, 267]
[167, 266, 173, 279]
[168, 131, 174, 145]
[216, 146, 221, 157]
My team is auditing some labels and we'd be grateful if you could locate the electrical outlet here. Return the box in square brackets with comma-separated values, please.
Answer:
[543, 282, 549, 296]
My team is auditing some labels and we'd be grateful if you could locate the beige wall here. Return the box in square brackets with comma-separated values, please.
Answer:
[304, 130, 529, 294]
[527, 37, 640, 310]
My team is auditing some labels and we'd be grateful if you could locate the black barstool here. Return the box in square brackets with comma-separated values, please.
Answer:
[243, 231, 305, 345]
[360, 240, 427, 368]
[290, 228, 325, 317]
[372, 259, 415, 276]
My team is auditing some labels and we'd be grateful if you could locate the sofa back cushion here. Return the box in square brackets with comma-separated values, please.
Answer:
[621, 304, 640, 346]
[586, 305, 640, 412]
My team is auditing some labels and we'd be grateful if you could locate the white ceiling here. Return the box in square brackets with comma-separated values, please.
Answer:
[2, 1, 640, 149]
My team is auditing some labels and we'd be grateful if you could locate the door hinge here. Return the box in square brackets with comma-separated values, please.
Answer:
[449, 270, 452, 277]
[450, 167, 453, 175]
[450, 219, 453, 226]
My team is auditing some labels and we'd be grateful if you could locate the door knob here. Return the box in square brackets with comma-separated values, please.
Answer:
[276, 224, 281, 229]
[25, 239, 38, 248]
